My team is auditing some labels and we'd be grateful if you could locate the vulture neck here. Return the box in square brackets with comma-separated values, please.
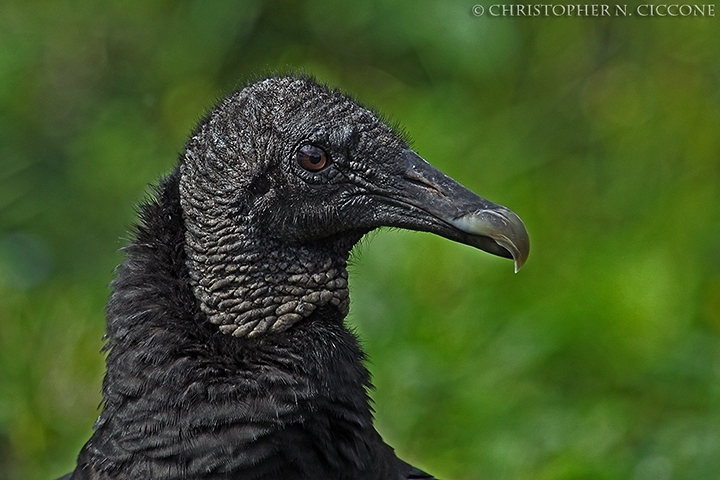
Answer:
[179, 169, 352, 338]
[95, 169, 378, 477]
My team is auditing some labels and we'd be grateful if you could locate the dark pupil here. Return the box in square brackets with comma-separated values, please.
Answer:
[307, 152, 322, 164]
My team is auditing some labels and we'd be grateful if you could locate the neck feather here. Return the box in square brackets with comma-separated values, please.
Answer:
[93, 170, 377, 477]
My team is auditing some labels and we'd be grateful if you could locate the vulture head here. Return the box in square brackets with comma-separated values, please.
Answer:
[179, 76, 529, 338]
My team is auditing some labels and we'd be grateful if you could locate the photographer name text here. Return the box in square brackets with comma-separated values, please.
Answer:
[471, 4, 715, 16]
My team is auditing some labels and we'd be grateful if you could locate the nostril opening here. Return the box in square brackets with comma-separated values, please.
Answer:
[403, 173, 444, 195]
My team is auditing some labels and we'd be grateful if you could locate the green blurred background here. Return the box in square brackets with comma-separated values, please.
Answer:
[1, 1, 719, 479]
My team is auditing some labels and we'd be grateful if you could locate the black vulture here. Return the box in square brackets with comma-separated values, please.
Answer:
[60, 76, 529, 480]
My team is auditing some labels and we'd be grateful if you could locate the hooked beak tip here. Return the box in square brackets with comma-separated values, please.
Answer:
[397, 149, 529, 272]
[451, 208, 530, 272]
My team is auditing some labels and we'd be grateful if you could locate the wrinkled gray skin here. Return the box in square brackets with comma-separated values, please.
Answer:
[181, 76, 528, 338]
[62, 76, 528, 480]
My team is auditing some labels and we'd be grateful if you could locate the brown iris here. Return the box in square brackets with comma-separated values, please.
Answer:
[296, 144, 329, 172]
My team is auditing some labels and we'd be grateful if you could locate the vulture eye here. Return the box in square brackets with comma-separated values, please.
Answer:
[296, 144, 329, 172]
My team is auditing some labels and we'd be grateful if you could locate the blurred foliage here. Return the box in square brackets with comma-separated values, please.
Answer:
[0, 1, 719, 479]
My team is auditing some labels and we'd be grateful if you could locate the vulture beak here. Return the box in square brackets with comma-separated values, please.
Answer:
[397, 150, 529, 272]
